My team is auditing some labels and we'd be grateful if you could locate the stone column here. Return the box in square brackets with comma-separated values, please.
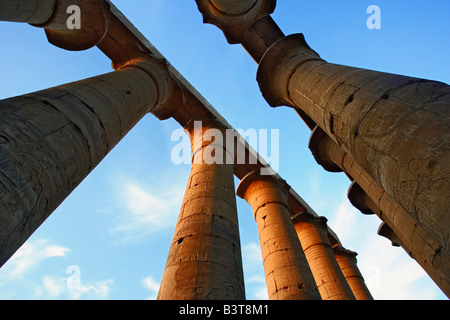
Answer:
[292, 212, 356, 300]
[0, 0, 111, 51]
[237, 170, 321, 300]
[0, 59, 166, 267]
[333, 246, 374, 300]
[309, 125, 450, 297]
[257, 34, 450, 253]
[157, 118, 245, 300]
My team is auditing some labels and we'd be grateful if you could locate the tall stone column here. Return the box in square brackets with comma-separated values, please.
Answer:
[257, 34, 450, 253]
[0, 59, 166, 267]
[292, 212, 356, 300]
[309, 125, 450, 297]
[237, 170, 321, 300]
[333, 246, 374, 300]
[157, 118, 245, 300]
[0, 0, 56, 24]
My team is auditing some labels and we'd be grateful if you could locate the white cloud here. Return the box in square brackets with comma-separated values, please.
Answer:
[33, 275, 114, 300]
[328, 195, 443, 300]
[107, 180, 184, 245]
[327, 198, 360, 245]
[241, 242, 268, 300]
[0, 239, 70, 284]
[142, 276, 160, 300]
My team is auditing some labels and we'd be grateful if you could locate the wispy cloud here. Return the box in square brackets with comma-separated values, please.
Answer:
[142, 276, 160, 300]
[36, 276, 114, 300]
[0, 240, 114, 300]
[106, 179, 185, 245]
[0, 239, 70, 285]
[327, 195, 443, 300]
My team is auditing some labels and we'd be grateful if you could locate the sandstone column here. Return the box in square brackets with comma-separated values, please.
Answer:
[194, 3, 450, 296]
[0, 59, 166, 267]
[237, 170, 321, 300]
[292, 211, 356, 300]
[309, 125, 450, 297]
[333, 246, 374, 300]
[157, 118, 245, 300]
[0, 0, 56, 24]
[257, 34, 450, 253]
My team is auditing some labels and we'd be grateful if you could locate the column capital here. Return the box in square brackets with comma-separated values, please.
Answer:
[347, 181, 378, 216]
[377, 222, 402, 248]
[195, 0, 276, 44]
[291, 210, 328, 228]
[40, 0, 111, 51]
[184, 115, 233, 163]
[236, 170, 291, 206]
[332, 246, 358, 260]
[308, 125, 344, 173]
[257, 33, 323, 108]
[0, 0, 56, 25]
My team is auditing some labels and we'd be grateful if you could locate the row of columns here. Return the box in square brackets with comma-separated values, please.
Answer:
[194, 0, 450, 297]
[158, 122, 372, 299]
[0, 0, 371, 300]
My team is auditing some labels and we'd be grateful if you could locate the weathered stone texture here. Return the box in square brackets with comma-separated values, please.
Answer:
[157, 121, 245, 300]
[293, 212, 356, 300]
[237, 171, 321, 300]
[333, 247, 374, 300]
[0, 66, 158, 267]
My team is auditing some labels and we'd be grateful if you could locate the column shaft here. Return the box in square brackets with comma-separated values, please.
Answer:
[157, 120, 245, 300]
[0, 0, 56, 24]
[293, 212, 356, 300]
[237, 171, 321, 300]
[333, 247, 374, 300]
[0, 63, 160, 267]
[257, 34, 450, 252]
[309, 126, 450, 297]
[0, 0, 111, 51]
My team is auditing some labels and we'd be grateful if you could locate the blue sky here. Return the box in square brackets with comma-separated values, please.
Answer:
[0, 0, 449, 300]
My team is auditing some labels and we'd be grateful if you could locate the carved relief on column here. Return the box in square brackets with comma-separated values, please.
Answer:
[292, 211, 355, 300]
[237, 170, 321, 300]
[195, 0, 276, 44]
[257, 33, 450, 253]
[0, 58, 169, 267]
[41, 0, 111, 51]
[157, 117, 245, 300]
[333, 246, 374, 300]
